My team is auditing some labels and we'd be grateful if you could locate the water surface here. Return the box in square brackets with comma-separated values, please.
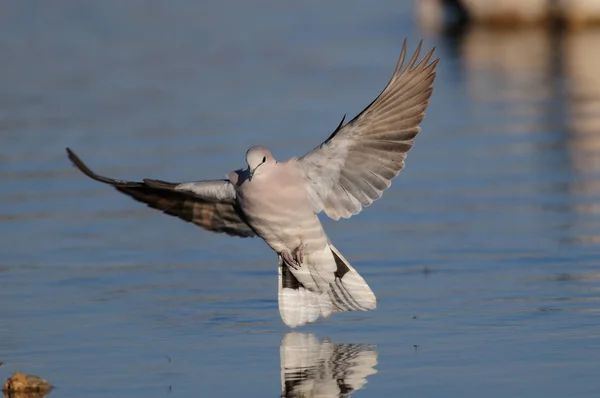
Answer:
[2, 1, 600, 397]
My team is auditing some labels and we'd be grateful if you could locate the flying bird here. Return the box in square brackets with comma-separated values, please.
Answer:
[66, 40, 438, 327]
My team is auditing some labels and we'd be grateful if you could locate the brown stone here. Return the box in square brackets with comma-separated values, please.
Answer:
[3, 372, 53, 395]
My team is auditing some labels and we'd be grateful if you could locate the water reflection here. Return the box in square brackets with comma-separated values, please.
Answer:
[280, 333, 377, 398]
[438, 24, 600, 247]
[3, 393, 50, 398]
[563, 29, 600, 230]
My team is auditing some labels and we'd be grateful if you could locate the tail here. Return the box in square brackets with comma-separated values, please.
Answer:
[278, 243, 376, 328]
[327, 243, 377, 312]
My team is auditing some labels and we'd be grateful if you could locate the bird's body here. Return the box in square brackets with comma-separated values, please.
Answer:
[235, 154, 375, 326]
[236, 158, 321, 255]
[66, 40, 438, 327]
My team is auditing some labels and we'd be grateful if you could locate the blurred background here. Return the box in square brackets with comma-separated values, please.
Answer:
[1, 1, 600, 397]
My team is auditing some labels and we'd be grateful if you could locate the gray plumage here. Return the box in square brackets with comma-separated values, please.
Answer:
[299, 40, 438, 219]
[66, 40, 438, 327]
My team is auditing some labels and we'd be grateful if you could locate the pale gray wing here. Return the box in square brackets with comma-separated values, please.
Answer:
[297, 41, 438, 220]
[66, 148, 255, 238]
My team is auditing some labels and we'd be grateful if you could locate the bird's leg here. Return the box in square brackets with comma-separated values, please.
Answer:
[293, 243, 306, 265]
[281, 250, 299, 270]
[281, 244, 306, 270]
[281, 243, 306, 270]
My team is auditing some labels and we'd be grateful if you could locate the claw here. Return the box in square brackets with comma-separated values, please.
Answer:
[282, 250, 299, 270]
[281, 243, 306, 270]
[293, 243, 306, 264]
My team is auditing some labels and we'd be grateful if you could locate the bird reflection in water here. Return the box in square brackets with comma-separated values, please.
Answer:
[280, 332, 378, 398]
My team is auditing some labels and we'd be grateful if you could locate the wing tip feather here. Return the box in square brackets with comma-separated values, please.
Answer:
[65, 147, 141, 187]
[405, 40, 423, 71]
[393, 39, 408, 76]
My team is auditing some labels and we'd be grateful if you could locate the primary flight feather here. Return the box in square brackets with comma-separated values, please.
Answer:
[67, 40, 438, 327]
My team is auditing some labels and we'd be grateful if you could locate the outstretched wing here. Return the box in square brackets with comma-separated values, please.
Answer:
[297, 40, 438, 220]
[66, 148, 255, 238]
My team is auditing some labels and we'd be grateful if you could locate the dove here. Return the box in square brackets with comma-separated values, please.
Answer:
[66, 40, 438, 327]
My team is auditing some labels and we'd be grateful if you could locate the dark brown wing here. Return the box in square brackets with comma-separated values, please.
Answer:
[66, 148, 255, 238]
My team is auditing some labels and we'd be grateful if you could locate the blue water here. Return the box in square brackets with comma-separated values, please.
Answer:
[2, 1, 600, 397]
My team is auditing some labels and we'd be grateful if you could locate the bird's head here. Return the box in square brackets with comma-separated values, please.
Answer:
[246, 146, 276, 180]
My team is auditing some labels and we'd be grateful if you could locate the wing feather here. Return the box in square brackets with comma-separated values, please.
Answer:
[66, 148, 255, 238]
[298, 40, 438, 220]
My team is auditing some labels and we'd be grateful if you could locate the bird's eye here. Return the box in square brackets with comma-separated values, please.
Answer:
[262, 157, 266, 163]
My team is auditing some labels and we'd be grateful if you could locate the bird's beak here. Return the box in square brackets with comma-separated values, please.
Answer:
[248, 164, 261, 181]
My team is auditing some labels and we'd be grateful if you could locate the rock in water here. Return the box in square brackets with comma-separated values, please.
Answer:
[3, 372, 53, 396]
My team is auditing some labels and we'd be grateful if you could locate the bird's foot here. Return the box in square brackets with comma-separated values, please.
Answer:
[281, 250, 300, 270]
[281, 244, 306, 270]
[293, 243, 306, 265]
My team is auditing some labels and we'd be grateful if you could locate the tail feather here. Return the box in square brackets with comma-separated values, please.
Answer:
[278, 244, 376, 328]
[278, 264, 332, 328]
[328, 244, 377, 312]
